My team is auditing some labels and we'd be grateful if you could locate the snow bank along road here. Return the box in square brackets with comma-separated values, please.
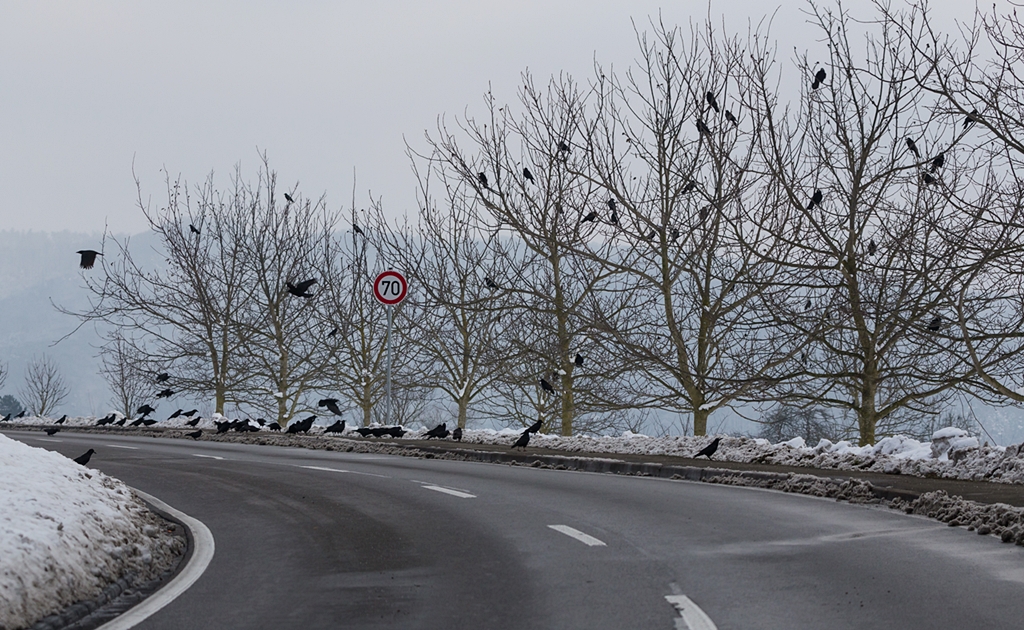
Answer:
[4, 430, 1024, 630]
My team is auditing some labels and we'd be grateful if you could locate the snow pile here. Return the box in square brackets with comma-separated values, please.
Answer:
[452, 427, 1024, 484]
[0, 434, 184, 630]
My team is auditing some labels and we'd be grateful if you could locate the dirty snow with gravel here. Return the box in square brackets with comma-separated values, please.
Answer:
[0, 433, 184, 630]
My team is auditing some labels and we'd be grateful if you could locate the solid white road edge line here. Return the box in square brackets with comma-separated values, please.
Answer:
[105, 444, 139, 449]
[96, 488, 216, 630]
[547, 525, 606, 547]
[665, 595, 717, 630]
[422, 485, 476, 498]
[192, 454, 223, 460]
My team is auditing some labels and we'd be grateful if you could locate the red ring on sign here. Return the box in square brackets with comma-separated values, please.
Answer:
[373, 270, 408, 305]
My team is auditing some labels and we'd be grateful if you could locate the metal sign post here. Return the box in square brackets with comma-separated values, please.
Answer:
[372, 270, 408, 424]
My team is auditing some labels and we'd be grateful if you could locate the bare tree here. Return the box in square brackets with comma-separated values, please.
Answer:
[98, 332, 151, 418]
[578, 19, 800, 436]
[747, 2, 987, 444]
[18, 355, 70, 417]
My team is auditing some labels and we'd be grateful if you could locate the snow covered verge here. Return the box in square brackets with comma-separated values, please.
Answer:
[6, 413, 1024, 484]
[0, 434, 185, 630]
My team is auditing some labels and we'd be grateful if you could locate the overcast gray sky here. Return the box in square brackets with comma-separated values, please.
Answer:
[0, 1, 990, 235]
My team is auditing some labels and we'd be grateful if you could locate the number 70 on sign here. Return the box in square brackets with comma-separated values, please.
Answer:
[373, 270, 408, 305]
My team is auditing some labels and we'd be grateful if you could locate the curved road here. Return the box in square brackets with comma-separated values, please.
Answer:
[5, 429, 1024, 629]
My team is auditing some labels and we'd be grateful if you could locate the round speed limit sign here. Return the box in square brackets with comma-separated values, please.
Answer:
[373, 270, 408, 305]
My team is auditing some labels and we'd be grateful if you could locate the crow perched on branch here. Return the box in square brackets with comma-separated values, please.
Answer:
[582, 211, 598, 223]
[189, 224, 200, 235]
[574, 353, 584, 368]
[523, 167, 535, 183]
[724, 110, 738, 126]
[287, 279, 317, 298]
[478, 172, 490, 189]
[806, 189, 823, 211]
[284, 193, 295, 203]
[930, 152, 945, 173]
[906, 138, 920, 159]
[696, 120, 712, 136]
[964, 109, 979, 129]
[928, 316, 942, 332]
[812, 67, 827, 89]
[485, 277, 499, 290]
[156, 373, 171, 383]
[867, 240, 876, 256]
[705, 91, 720, 113]
[77, 250, 102, 269]
[540, 378, 555, 394]
[557, 140, 571, 154]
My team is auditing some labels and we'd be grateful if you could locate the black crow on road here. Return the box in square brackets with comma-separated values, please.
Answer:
[323, 420, 346, 434]
[45, 427, 60, 436]
[284, 193, 295, 203]
[512, 431, 530, 450]
[705, 91, 719, 113]
[137, 404, 156, 417]
[287, 279, 317, 298]
[168, 409, 183, 420]
[56, 415, 67, 425]
[156, 373, 171, 383]
[540, 378, 555, 394]
[156, 389, 174, 399]
[452, 427, 463, 441]
[523, 167, 535, 183]
[186, 417, 201, 427]
[425, 423, 450, 439]
[906, 138, 920, 159]
[73, 449, 96, 466]
[526, 419, 543, 433]
[694, 437, 721, 459]
[77, 250, 102, 269]
[186, 430, 203, 440]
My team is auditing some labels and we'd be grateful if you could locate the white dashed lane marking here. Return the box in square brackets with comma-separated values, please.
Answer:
[422, 485, 476, 499]
[665, 595, 717, 630]
[298, 465, 389, 478]
[192, 454, 224, 460]
[548, 525, 606, 547]
[105, 444, 139, 449]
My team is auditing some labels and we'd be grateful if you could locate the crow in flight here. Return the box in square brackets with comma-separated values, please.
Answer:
[186, 417, 201, 427]
[287, 279, 317, 298]
[485, 277, 499, 290]
[582, 211, 598, 223]
[186, 430, 203, 440]
[574, 353, 584, 368]
[511, 431, 530, 450]
[56, 415, 67, 425]
[705, 91, 720, 113]
[478, 172, 489, 189]
[694, 437, 721, 460]
[812, 67, 827, 90]
[806, 189, 823, 211]
[425, 422, 450, 439]
[930, 152, 945, 173]
[928, 316, 942, 332]
[73, 449, 96, 466]
[284, 193, 295, 203]
[906, 138, 920, 159]
[137, 404, 156, 417]
[189, 224, 200, 235]
[77, 250, 102, 269]
[323, 420, 346, 434]
[318, 398, 344, 416]
[156, 388, 174, 399]
[452, 426, 463, 441]
[724, 110, 738, 126]
[526, 419, 543, 433]
[523, 167, 535, 183]
[45, 427, 60, 436]
[540, 378, 555, 394]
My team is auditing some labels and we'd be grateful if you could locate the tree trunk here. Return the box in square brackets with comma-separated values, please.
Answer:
[694, 407, 709, 437]
[457, 397, 468, 429]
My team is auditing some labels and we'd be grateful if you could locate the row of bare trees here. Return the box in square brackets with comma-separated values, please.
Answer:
[0, 357, 70, 417]
[69, 2, 1024, 444]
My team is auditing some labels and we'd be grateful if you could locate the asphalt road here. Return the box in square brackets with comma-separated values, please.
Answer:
[6, 429, 1024, 629]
